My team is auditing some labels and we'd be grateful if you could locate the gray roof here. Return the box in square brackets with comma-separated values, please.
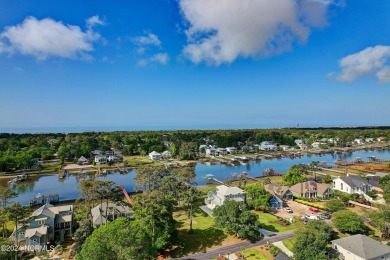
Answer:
[339, 175, 370, 188]
[216, 185, 245, 196]
[274, 252, 291, 260]
[91, 202, 133, 226]
[332, 234, 390, 259]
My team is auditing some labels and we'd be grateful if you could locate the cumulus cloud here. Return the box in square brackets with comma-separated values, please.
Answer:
[0, 16, 103, 60]
[137, 52, 170, 67]
[132, 32, 161, 47]
[179, 0, 341, 65]
[333, 45, 390, 83]
[86, 15, 106, 28]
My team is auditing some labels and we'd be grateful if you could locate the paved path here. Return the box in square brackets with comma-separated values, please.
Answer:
[273, 241, 293, 257]
[175, 229, 296, 260]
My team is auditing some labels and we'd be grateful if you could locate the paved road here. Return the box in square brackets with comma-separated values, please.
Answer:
[175, 229, 296, 260]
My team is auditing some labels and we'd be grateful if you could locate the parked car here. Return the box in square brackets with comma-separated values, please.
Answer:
[309, 207, 319, 213]
[305, 213, 319, 220]
[284, 207, 293, 213]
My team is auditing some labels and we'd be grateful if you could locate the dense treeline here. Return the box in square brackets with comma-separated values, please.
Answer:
[0, 128, 389, 172]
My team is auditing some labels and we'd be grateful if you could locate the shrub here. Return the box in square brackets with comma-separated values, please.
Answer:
[295, 199, 327, 210]
[269, 245, 282, 256]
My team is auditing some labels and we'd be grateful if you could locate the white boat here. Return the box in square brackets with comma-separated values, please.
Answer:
[34, 193, 43, 199]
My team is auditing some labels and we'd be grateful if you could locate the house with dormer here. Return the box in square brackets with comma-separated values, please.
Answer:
[11, 204, 74, 247]
[333, 175, 372, 195]
[265, 183, 293, 209]
[289, 181, 334, 199]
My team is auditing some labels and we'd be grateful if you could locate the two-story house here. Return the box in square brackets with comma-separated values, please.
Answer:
[12, 204, 74, 247]
[205, 185, 246, 210]
[91, 202, 133, 228]
[289, 181, 334, 199]
[265, 183, 293, 209]
[333, 175, 372, 195]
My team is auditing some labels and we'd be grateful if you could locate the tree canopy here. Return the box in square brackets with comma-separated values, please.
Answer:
[332, 210, 367, 234]
[283, 167, 307, 186]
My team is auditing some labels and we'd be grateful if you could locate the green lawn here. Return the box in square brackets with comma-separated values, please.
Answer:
[243, 249, 269, 260]
[282, 238, 296, 252]
[254, 212, 300, 232]
[172, 203, 241, 257]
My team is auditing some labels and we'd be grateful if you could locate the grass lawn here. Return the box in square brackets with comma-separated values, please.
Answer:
[243, 248, 269, 260]
[123, 155, 154, 166]
[282, 237, 295, 252]
[171, 204, 242, 257]
[254, 212, 300, 232]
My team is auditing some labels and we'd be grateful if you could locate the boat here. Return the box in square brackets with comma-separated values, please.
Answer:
[59, 170, 67, 179]
[34, 193, 43, 199]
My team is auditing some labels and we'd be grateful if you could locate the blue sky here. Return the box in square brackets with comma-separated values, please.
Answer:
[0, 0, 389, 131]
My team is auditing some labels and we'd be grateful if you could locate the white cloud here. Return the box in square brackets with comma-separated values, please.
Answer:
[133, 32, 161, 47]
[137, 52, 170, 67]
[376, 66, 390, 83]
[0, 16, 102, 60]
[333, 45, 390, 82]
[179, 0, 340, 65]
[86, 15, 106, 28]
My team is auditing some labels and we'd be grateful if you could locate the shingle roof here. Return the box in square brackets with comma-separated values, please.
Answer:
[274, 252, 291, 260]
[216, 185, 245, 196]
[332, 234, 390, 259]
[265, 183, 290, 197]
[339, 175, 370, 188]
[91, 202, 133, 226]
[289, 181, 331, 195]
[24, 226, 48, 238]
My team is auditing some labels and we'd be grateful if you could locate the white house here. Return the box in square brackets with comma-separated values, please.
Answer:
[295, 139, 308, 149]
[365, 138, 375, 143]
[312, 142, 321, 149]
[217, 148, 228, 155]
[279, 145, 293, 151]
[332, 234, 390, 260]
[205, 185, 246, 209]
[148, 151, 161, 161]
[206, 147, 218, 156]
[95, 155, 107, 164]
[354, 138, 364, 145]
[333, 175, 372, 195]
[226, 147, 237, 154]
[260, 141, 278, 151]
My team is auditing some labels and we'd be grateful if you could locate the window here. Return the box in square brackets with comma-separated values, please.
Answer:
[33, 238, 37, 242]
[37, 220, 45, 225]
[341, 183, 343, 190]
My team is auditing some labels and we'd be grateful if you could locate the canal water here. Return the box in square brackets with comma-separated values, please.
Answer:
[1, 149, 390, 205]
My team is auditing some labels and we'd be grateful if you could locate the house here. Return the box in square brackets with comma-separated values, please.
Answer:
[260, 141, 278, 151]
[377, 137, 386, 142]
[265, 183, 293, 209]
[205, 185, 246, 209]
[289, 181, 334, 199]
[333, 175, 372, 195]
[12, 204, 74, 247]
[226, 147, 238, 154]
[105, 150, 115, 156]
[92, 150, 101, 156]
[107, 155, 118, 162]
[312, 142, 321, 149]
[365, 138, 375, 143]
[354, 138, 364, 145]
[295, 139, 308, 149]
[205, 147, 218, 156]
[279, 145, 293, 151]
[161, 151, 172, 159]
[332, 234, 390, 260]
[217, 148, 228, 155]
[148, 151, 161, 161]
[77, 156, 88, 165]
[91, 202, 133, 228]
[95, 155, 107, 164]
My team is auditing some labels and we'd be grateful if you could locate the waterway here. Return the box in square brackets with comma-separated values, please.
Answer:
[1, 149, 390, 205]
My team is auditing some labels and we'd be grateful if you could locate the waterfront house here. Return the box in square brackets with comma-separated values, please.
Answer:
[217, 148, 228, 155]
[226, 147, 238, 154]
[295, 139, 308, 149]
[331, 234, 390, 260]
[333, 175, 372, 195]
[148, 151, 161, 161]
[91, 202, 133, 228]
[365, 138, 375, 143]
[205, 185, 246, 209]
[260, 141, 278, 151]
[95, 155, 107, 164]
[265, 183, 293, 209]
[77, 156, 88, 165]
[289, 181, 334, 199]
[354, 138, 364, 145]
[205, 146, 218, 156]
[105, 150, 115, 156]
[92, 150, 101, 156]
[279, 145, 293, 151]
[11, 204, 74, 247]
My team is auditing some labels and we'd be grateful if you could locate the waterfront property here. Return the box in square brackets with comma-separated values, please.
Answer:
[260, 141, 278, 151]
[11, 204, 74, 247]
[331, 234, 390, 260]
[91, 202, 133, 228]
[205, 185, 246, 209]
[289, 181, 334, 199]
[148, 151, 161, 161]
[94, 155, 108, 164]
[265, 183, 293, 209]
[77, 156, 88, 165]
[333, 175, 372, 195]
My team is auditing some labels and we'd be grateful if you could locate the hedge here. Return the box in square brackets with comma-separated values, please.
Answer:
[295, 199, 328, 210]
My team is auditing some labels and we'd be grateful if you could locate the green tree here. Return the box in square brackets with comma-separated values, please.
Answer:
[213, 200, 260, 239]
[73, 219, 94, 254]
[325, 199, 345, 212]
[182, 187, 201, 233]
[293, 220, 332, 260]
[366, 204, 390, 238]
[0, 237, 17, 259]
[5, 203, 32, 247]
[245, 183, 272, 211]
[283, 167, 306, 186]
[0, 187, 18, 207]
[322, 174, 332, 184]
[332, 210, 366, 234]
[77, 218, 156, 260]
[178, 142, 198, 160]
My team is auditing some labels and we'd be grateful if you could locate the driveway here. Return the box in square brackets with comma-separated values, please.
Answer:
[273, 200, 310, 219]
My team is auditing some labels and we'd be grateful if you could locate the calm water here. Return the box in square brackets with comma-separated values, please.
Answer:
[1, 149, 390, 205]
